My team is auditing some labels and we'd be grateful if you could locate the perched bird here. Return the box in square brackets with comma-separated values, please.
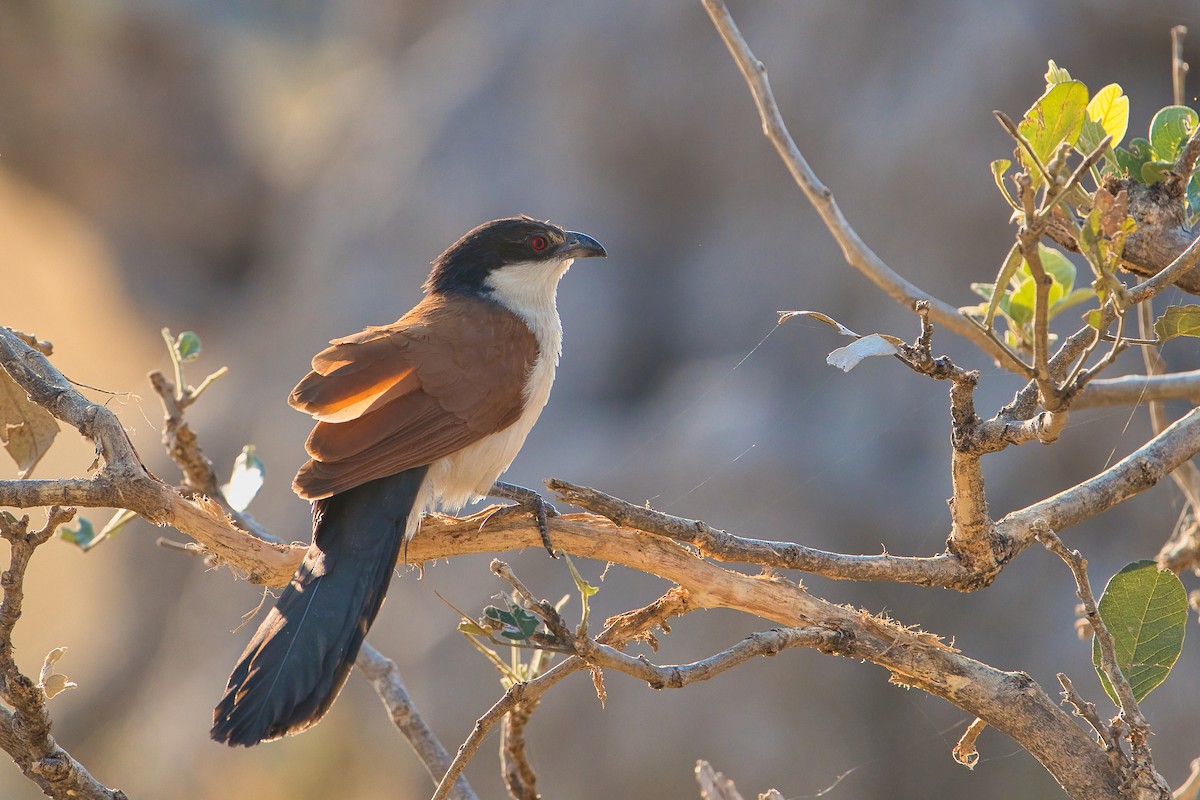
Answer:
[211, 216, 606, 746]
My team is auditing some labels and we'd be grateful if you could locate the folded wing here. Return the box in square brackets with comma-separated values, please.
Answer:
[291, 293, 537, 500]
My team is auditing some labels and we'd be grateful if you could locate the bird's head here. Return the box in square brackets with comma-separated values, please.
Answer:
[424, 217, 606, 303]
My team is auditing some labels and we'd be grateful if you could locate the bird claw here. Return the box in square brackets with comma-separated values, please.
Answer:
[481, 483, 559, 557]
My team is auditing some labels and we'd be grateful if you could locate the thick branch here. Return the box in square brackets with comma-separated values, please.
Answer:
[547, 479, 978, 588]
[1001, 405, 1200, 551]
[946, 376, 1003, 576]
[1072, 370, 1200, 409]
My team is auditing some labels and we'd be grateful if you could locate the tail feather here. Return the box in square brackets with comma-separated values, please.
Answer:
[211, 467, 428, 746]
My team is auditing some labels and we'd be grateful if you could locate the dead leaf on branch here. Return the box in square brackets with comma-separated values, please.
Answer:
[0, 369, 59, 477]
[778, 311, 904, 372]
[38, 647, 78, 699]
[826, 333, 904, 372]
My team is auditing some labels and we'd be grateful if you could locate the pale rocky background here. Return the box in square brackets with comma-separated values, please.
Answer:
[3, 1, 1200, 798]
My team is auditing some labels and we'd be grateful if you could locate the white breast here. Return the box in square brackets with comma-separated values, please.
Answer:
[403, 258, 572, 538]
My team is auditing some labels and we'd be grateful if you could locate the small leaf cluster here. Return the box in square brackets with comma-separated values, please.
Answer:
[964, 244, 1092, 351]
[970, 61, 1200, 352]
[456, 556, 600, 689]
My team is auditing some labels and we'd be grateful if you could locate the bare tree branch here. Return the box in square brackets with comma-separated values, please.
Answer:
[695, 760, 747, 800]
[0, 508, 128, 799]
[357, 643, 476, 800]
[1072, 370, 1200, 409]
[697, 0, 1024, 372]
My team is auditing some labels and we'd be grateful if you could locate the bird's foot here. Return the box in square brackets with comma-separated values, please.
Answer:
[483, 481, 559, 557]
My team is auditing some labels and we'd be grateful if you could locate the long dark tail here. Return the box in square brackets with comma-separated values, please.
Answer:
[211, 466, 428, 746]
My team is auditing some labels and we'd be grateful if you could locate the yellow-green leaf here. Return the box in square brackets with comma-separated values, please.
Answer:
[991, 159, 1017, 210]
[1086, 83, 1129, 149]
[1153, 305, 1200, 341]
[984, 244, 1022, 326]
[173, 331, 202, 363]
[1018, 80, 1089, 181]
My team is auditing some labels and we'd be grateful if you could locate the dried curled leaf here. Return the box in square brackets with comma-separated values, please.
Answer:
[826, 333, 903, 372]
[0, 370, 59, 478]
[38, 647, 78, 699]
[778, 310, 859, 338]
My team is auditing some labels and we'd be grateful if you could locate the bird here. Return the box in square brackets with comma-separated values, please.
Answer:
[210, 216, 606, 746]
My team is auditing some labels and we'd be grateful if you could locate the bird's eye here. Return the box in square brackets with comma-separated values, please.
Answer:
[530, 235, 548, 252]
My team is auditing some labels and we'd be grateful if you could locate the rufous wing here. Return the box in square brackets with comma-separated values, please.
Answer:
[291, 293, 538, 500]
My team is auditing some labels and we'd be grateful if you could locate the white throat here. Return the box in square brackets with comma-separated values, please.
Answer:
[483, 257, 574, 322]
[405, 257, 574, 528]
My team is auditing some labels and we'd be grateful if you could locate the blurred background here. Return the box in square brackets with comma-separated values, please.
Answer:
[3, 1, 1200, 797]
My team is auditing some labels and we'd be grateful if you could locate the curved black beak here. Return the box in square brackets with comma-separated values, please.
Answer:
[560, 231, 607, 260]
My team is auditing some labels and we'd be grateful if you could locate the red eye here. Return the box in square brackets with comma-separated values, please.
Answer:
[530, 235, 548, 252]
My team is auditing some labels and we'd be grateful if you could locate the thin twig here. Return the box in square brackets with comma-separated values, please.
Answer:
[357, 643, 476, 800]
[1175, 758, 1200, 800]
[1035, 524, 1169, 797]
[1035, 533, 1137, 718]
[432, 683, 529, 800]
[952, 717, 987, 769]
[0, 509, 129, 799]
[1172, 26, 1189, 108]
[572, 626, 834, 690]
[1057, 673, 1123, 765]
[1137, 293, 1200, 512]
[697, 0, 1023, 372]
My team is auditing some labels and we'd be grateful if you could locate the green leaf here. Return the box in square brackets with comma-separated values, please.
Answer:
[1085, 308, 1104, 330]
[483, 605, 540, 641]
[1188, 171, 1200, 217]
[1153, 305, 1200, 341]
[990, 159, 1017, 209]
[1077, 117, 1109, 158]
[1057, 288, 1096, 315]
[222, 445, 266, 512]
[1085, 83, 1129, 149]
[1037, 245, 1076, 293]
[1149, 105, 1199, 162]
[59, 518, 96, 550]
[89, 508, 137, 551]
[1091, 560, 1187, 704]
[1112, 137, 1153, 179]
[1141, 160, 1175, 185]
[1007, 276, 1036, 327]
[982, 244, 1022, 326]
[1018, 80, 1089, 181]
[174, 331, 202, 363]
